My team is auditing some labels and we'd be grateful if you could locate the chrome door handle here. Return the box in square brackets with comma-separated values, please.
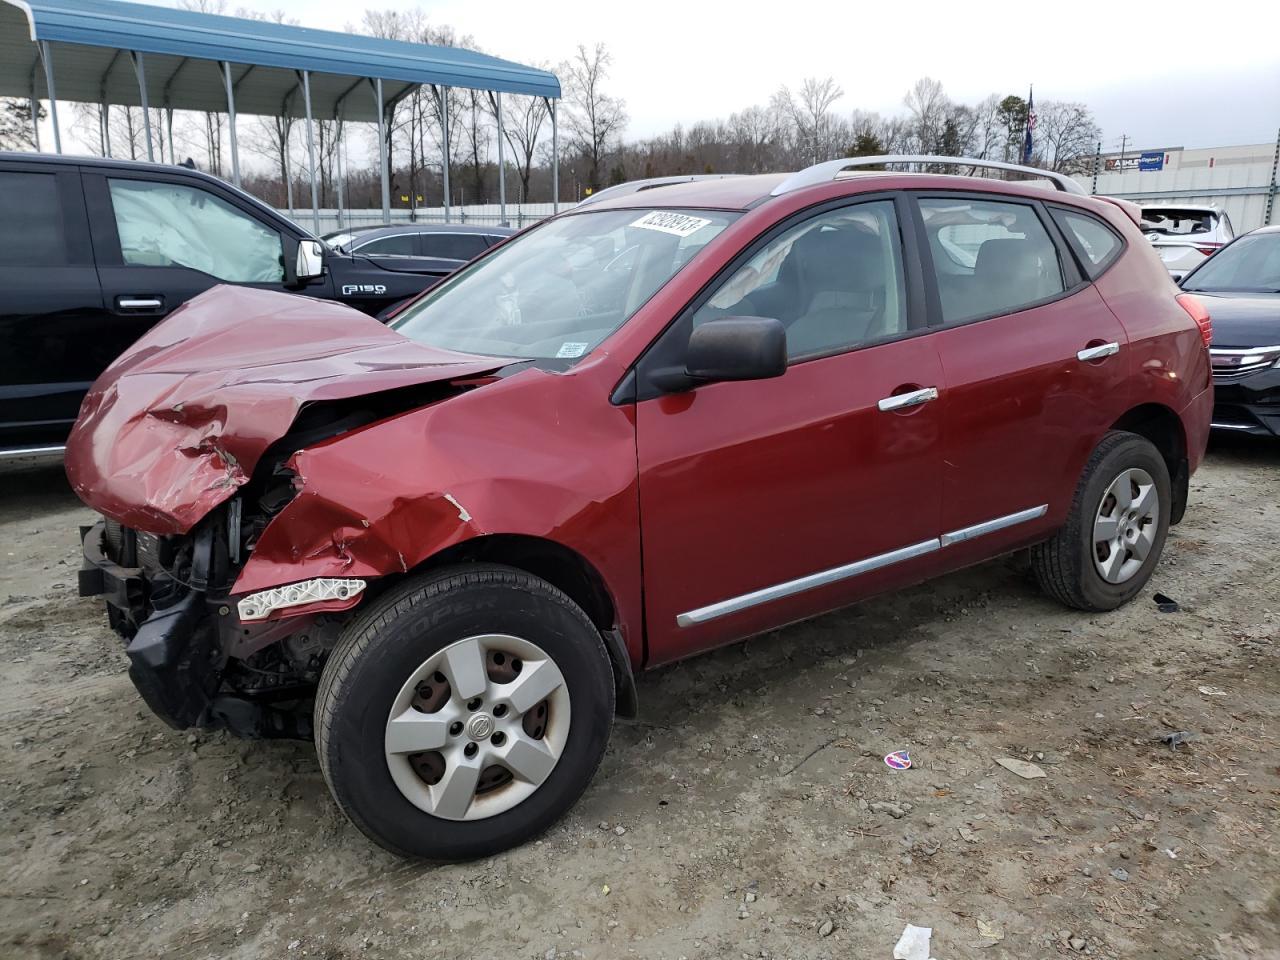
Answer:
[1077, 341, 1120, 362]
[878, 386, 938, 412]
[117, 297, 163, 310]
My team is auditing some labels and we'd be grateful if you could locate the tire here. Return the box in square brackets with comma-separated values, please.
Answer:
[314, 563, 615, 860]
[1031, 431, 1172, 612]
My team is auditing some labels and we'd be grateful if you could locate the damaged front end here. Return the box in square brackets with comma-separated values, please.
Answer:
[78, 466, 345, 739]
[69, 286, 513, 738]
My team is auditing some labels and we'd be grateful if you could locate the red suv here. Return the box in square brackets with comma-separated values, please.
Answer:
[70, 156, 1213, 860]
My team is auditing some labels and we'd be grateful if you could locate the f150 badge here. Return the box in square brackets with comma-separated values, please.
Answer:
[342, 283, 388, 296]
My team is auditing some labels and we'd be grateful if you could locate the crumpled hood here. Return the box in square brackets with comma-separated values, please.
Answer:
[65, 285, 506, 534]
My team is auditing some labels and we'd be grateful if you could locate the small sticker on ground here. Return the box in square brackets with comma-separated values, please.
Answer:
[556, 342, 589, 358]
[884, 750, 912, 770]
[629, 211, 713, 238]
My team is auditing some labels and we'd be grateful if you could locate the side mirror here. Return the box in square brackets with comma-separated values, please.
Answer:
[687, 316, 787, 382]
[296, 240, 324, 280]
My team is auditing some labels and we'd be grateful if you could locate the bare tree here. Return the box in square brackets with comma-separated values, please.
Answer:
[493, 91, 549, 202]
[0, 98, 43, 151]
[904, 76, 949, 154]
[1034, 100, 1101, 172]
[784, 76, 844, 164]
[562, 43, 628, 192]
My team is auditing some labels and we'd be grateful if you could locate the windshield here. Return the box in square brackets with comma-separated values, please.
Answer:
[325, 231, 357, 251]
[1182, 233, 1280, 293]
[1142, 207, 1217, 236]
[390, 208, 738, 360]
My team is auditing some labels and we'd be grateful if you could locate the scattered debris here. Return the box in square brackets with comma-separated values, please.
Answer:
[1153, 593, 1180, 613]
[1197, 685, 1227, 697]
[994, 757, 1047, 780]
[976, 917, 1004, 942]
[817, 918, 835, 938]
[869, 800, 906, 819]
[892, 923, 933, 960]
[957, 825, 982, 843]
[884, 750, 912, 770]
[1157, 731, 1195, 751]
[600, 884, 610, 896]
[1111, 867, 1130, 882]
[1069, 936, 1088, 951]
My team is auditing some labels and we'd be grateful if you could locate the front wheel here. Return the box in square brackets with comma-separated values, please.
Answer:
[1031, 431, 1172, 611]
[314, 564, 615, 860]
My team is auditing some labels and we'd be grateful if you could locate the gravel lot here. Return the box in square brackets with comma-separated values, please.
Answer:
[2, 438, 1277, 960]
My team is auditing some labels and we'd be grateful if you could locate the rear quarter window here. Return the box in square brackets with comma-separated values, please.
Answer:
[0, 171, 67, 266]
[1050, 208, 1124, 278]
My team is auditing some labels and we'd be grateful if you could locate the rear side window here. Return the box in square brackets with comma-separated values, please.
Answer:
[0, 171, 67, 266]
[358, 234, 418, 256]
[919, 197, 1064, 324]
[422, 233, 490, 260]
[1051, 208, 1123, 277]
[108, 178, 284, 283]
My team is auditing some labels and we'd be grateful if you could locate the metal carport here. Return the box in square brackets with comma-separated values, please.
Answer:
[0, 0, 562, 229]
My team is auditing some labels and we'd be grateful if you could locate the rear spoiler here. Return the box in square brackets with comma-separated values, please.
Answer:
[1094, 195, 1143, 227]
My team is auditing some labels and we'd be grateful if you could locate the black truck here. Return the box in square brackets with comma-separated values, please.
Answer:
[0, 152, 509, 457]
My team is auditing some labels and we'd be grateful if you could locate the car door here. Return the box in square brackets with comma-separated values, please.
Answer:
[913, 193, 1131, 563]
[83, 168, 330, 344]
[0, 159, 103, 450]
[634, 197, 946, 665]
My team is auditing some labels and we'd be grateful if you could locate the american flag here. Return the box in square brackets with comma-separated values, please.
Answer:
[1022, 86, 1036, 164]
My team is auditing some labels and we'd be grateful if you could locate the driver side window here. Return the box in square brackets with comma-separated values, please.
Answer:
[690, 200, 906, 361]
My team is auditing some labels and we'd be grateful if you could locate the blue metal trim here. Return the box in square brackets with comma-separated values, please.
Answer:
[10, 0, 561, 98]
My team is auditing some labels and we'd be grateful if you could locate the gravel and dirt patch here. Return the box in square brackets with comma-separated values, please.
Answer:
[2, 438, 1277, 960]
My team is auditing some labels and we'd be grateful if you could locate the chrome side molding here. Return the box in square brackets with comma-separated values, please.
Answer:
[676, 504, 1048, 627]
[0, 444, 66, 462]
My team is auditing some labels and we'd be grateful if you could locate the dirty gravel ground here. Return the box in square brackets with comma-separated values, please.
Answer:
[1, 439, 1277, 960]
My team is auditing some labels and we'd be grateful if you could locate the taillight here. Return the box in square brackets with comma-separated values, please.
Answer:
[1194, 243, 1221, 258]
[1176, 293, 1212, 348]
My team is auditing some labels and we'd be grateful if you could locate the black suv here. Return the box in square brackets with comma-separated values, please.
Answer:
[0, 152, 505, 456]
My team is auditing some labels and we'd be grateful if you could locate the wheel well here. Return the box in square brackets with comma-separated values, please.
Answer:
[417, 534, 617, 633]
[1110, 404, 1189, 523]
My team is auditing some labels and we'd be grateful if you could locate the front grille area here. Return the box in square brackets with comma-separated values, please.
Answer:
[1211, 347, 1280, 382]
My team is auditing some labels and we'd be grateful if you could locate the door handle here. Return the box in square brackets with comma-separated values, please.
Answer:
[877, 386, 938, 412]
[116, 296, 163, 310]
[1077, 341, 1120, 362]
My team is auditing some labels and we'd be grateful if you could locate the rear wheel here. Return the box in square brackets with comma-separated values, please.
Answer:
[315, 564, 615, 860]
[1031, 431, 1171, 611]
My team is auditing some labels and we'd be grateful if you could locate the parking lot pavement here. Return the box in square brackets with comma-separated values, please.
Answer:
[1, 440, 1277, 960]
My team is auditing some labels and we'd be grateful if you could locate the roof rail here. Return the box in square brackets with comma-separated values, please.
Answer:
[770, 155, 1087, 197]
[577, 174, 742, 207]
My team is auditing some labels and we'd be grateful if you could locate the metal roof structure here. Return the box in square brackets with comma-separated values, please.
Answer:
[0, 0, 563, 226]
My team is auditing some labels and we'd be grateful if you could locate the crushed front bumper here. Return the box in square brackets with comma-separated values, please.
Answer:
[79, 521, 220, 728]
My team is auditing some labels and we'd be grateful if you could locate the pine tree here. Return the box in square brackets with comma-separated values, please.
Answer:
[0, 97, 44, 151]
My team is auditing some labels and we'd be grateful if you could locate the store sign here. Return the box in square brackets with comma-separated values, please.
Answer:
[1139, 151, 1165, 171]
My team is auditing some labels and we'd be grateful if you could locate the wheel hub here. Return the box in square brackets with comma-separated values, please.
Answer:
[1092, 467, 1159, 585]
[383, 633, 571, 821]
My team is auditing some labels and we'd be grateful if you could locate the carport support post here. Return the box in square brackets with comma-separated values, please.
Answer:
[439, 86, 451, 224]
[37, 42, 60, 154]
[374, 78, 390, 224]
[223, 62, 241, 187]
[131, 52, 154, 162]
[551, 98, 559, 213]
[301, 70, 320, 234]
[496, 92, 507, 225]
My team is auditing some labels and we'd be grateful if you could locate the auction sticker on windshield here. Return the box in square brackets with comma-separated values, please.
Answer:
[630, 211, 713, 238]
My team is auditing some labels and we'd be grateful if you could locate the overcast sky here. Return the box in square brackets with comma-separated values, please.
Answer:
[232, 0, 1279, 150]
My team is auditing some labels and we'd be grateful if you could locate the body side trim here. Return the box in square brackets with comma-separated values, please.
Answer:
[675, 504, 1049, 627]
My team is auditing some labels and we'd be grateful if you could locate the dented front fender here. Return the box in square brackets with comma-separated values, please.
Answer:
[231, 366, 644, 659]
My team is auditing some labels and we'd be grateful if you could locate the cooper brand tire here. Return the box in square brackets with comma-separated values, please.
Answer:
[314, 563, 615, 860]
[1031, 431, 1172, 612]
